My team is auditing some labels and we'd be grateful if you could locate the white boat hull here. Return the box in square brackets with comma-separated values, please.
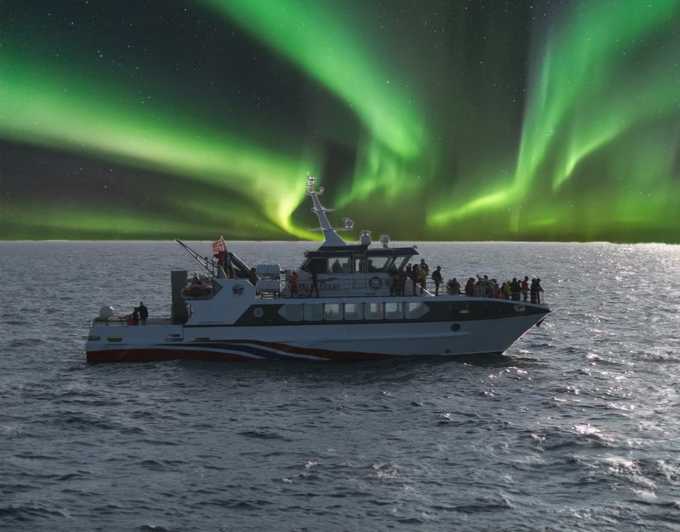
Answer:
[86, 309, 548, 363]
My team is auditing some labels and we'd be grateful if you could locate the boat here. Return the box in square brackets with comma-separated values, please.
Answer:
[85, 177, 550, 363]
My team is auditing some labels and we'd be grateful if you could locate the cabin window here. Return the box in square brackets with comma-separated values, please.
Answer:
[385, 302, 403, 319]
[329, 257, 351, 273]
[323, 303, 342, 321]
[405, 302, 428, 320]
[278, 304, 303, 322]
[365, 302, 384, 320]
[344, 302, 363, 320]
[397, 256, 413, 270]
[304, 304, 323, 321]
[366, 257, 390, 272]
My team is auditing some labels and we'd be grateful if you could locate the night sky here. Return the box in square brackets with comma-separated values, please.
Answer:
[2, 0, 680, 242]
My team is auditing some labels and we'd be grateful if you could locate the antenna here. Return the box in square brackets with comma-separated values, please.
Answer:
[307, 176, 346, 247]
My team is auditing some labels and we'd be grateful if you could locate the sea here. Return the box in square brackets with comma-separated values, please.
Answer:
[1, 241, 679, 531]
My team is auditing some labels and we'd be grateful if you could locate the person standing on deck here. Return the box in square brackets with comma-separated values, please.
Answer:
[432, 266, 443, 296]
[138, 302, 148, 324]
[511, 278, 521, 301]
[410, 264, 419, 295]
[311, 270, 320, 298]
[418, 265, 427, 294]
[535, 278, 544, 304]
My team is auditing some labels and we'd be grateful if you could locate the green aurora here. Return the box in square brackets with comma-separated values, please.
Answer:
[1, 0, 680, 242]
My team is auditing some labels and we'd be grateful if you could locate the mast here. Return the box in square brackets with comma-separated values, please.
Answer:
[307, 176, 346, 247]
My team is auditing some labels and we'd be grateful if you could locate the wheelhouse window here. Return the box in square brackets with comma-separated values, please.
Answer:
[344, 302, 363, 320]
[365, 302, 384, 320]
[366, 257, 391, 272]
[385, 302, 403, 319]
[278, 304, 303, 322]
[329, 257, 351, 273]
[304, 304, 323, 321]
[405, 302, 428, 320]
[323, 303, 342, 321]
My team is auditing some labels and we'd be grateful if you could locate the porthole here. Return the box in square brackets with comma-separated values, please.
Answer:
[253, 307, 264, 318]
[450, 323, 461, 332]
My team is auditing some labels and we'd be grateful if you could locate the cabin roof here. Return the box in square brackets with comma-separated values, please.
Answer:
[304, 245, 419, 259]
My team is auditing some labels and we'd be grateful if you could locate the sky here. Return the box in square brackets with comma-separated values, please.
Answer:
[1, 0, 679, 242]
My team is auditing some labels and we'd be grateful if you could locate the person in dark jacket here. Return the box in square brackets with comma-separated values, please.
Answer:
[534, 278, 544, 304]
[432, 266, 443, 296]
[511, 278, 521, 301]
[410, 264, 420, 295]
[138, 302, 148, 324]
[465, 277, 475, 297]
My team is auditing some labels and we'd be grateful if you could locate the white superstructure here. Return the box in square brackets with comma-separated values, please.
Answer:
[86, 177, 550, 363]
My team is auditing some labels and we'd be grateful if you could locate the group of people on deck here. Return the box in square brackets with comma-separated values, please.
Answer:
[390, 259, 440, 296]
[394, 266, 543, 303]
[447, 275, 544, 303]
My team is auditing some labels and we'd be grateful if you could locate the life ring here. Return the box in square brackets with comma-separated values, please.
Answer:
[369, 276, 382, 290]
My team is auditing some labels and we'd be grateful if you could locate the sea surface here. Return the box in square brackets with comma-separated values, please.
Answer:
[1, 241, 679, 531]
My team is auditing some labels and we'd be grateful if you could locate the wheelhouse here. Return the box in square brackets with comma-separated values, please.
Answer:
[300, 245, 419, 275]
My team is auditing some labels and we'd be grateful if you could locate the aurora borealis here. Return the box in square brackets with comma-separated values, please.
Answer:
[1, 1, 680, 242]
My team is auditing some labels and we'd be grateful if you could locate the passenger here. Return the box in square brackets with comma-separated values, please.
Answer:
[473, 278, 481, 297]
[390, 270, 399, 296]
[502, 281, 511, 300]
[248, 267, 258, 286]
[432, 266, 443, 296]
[311, 270, 320, 298]
[420, 259, 430, 278]
[410, 264, 419, 295]
[138, 301, 148, 324]
[535, 278, 544, 304]
[447, 277, 461, 295]
[511, 277, 521, 301]
[530, 278, 542, 304]
[405, 264, 413, 295]
[418, 265, 427, 294]
[130, 307, 140, 326]
[490, 279, 500, 299]
[465, 277, 475, 297]
[331, 260, 343, 273]
[521, 276, 529, 302]
[289, 271, 299, 297]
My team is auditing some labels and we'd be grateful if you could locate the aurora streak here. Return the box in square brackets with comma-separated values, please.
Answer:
[1, 0, 680, 242]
